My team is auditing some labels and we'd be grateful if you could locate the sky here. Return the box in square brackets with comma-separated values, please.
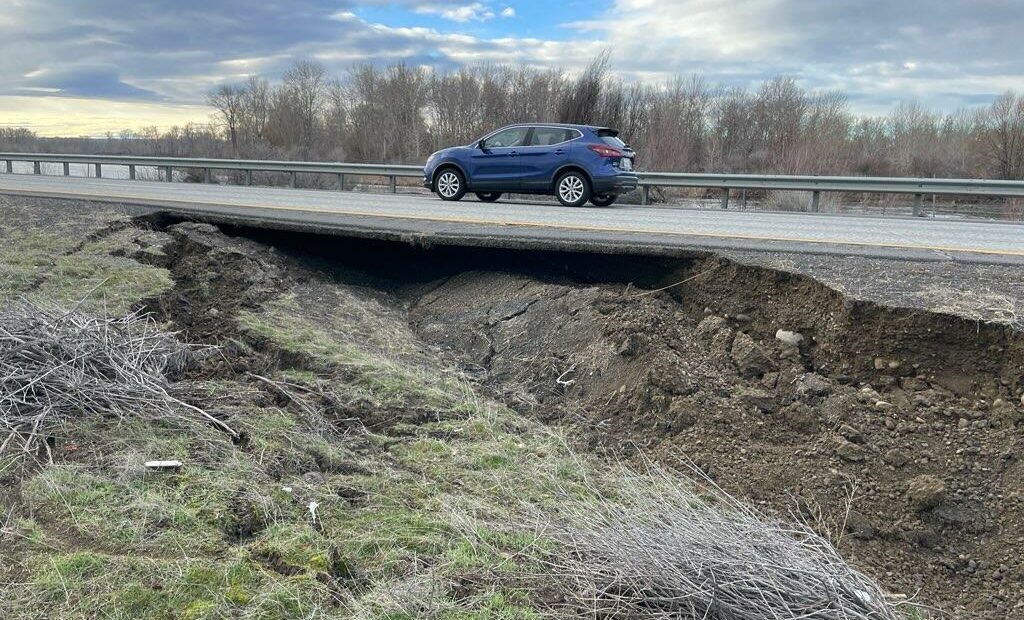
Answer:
[0, 0, 1021, 136]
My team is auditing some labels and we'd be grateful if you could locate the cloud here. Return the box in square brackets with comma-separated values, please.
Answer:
[572, 0, 1024, 109]
[414, 2, 496, 22]
[0, 0, 1021, 126]
[19, 66, 160, 99]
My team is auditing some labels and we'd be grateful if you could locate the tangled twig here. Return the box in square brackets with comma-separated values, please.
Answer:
[473, 456, 906, 620]
[0, 298, 235, 458]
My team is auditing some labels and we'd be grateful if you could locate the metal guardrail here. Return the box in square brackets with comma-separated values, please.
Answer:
[2, 152, 1024, 215]
[0, 152, 422, 193]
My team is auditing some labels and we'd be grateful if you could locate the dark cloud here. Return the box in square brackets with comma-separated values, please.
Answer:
[0, 0, 1020, 113]
[20, 66, 159, 99]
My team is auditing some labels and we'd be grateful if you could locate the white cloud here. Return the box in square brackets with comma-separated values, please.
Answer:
[415, 2, 496, 22]
[500, 7, 515, 18]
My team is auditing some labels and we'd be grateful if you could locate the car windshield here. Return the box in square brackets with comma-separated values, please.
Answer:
[482, 127, 529, 148]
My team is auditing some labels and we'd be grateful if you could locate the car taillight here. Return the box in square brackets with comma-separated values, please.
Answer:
[588, 144, 622, 158]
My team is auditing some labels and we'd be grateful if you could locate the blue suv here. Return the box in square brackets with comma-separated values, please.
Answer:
[423, 123, 638, 207]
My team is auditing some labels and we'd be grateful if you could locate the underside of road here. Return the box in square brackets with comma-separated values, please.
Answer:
[2, 194, 1023, 618]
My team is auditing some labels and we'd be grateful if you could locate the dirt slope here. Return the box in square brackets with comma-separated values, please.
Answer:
[406, 255, 1024, 618]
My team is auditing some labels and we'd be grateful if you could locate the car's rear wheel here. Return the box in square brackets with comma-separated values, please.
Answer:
[475, 192, 502, 202]
[435, 168, 466, 201]
[555, 171, 591, 207]
[590, 193, 617, 207]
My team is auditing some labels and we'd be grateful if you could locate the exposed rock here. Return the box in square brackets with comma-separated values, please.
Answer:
[738, 388, 778, 413]
[730, 332, 775, 379]
[666, 397, 698, 431]
[796, 373, 833, 399]
[616, 333, 647, 358]
[695, 315, 727, 340]
[835, 438, 865, 462]
[845, 510, 876, 540]
[839, 423, 864, 444]
[781, 402, 819, 433]
[991, 398, 1022, 425]
[709, 326, 735, 359]
[907, 475, 946, 511]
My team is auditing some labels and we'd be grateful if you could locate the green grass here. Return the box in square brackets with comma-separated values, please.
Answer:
[0, 224, 172, 313]
[0, 210, 907, 619]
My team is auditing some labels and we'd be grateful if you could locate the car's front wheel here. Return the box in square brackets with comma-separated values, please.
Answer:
[475, 192, 501, 202]
[555, 171, 591, 207]
[435, 168, 466, 201]
[590, 193, 617, 207]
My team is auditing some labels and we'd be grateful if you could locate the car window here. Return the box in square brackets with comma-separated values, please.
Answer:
[597, 129, 626, 149]
[529, 127, 575, 146]
[482, 127, 529, 148]
[600, 135, 627, 148]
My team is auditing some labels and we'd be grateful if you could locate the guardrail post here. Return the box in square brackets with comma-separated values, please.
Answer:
[289, 171, 296, 188]
[33, 161, 41, 175]
[720, 188, 729, 209]
[912, 193, 923, 217]
[245, 170, 252, 186]
[203, 168, 211, 184]
[128, 164, 136, 180]
[95, 163, 102, 178]
[63, 162, 70, 176]
[4, 161, 11, 174]
[810, 190, 820, 212]
[641, 185, 649, 205]
[163, 166, 172, 182]
[741, 189, 747, 209]
[390, 176, 397, 193]
[337, 173, 344, 191]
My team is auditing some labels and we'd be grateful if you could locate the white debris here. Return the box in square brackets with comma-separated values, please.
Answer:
[144, 460, 183, 471]
[775, 330, 804, 347]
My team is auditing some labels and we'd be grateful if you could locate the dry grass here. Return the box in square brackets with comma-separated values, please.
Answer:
[457, 456, 912, 620]
[918, 286, 1023, 331]
[0, 297, 233, 463]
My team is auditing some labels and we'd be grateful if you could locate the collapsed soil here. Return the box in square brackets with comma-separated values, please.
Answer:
[223, 228, 1024, 618]
[3, 197, 1023, 618]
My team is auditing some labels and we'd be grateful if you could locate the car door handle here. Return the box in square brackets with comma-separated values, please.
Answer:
[554, 149, 565, 155]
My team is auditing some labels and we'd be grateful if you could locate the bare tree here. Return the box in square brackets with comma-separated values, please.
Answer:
[239, 76, 270, 152]
[985, 92, 1024, 179]
[558, 51, 612, 124]
[281, 61, 329, 156]
[11, 54, 1024, 189]
[207, 85, 245, 154]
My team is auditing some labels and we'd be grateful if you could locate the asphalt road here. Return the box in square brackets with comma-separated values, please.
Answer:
[2, 174, 1023, 265]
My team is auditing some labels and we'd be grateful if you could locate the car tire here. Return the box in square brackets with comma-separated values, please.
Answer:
[435, 168, 466, 201]
[555, 170, 591, 207]
[475, 192, 502, 202]
[590, 193, 617, 207]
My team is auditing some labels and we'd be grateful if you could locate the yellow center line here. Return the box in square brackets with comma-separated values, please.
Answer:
[5, 184, 1024, 259]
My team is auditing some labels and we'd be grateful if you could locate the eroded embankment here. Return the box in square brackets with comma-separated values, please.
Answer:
[133, 217, 1024, 617]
